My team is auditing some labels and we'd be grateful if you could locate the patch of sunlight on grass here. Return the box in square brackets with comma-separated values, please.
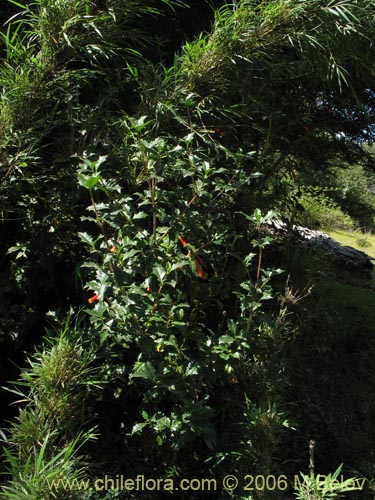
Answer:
[326, 229, 375, 260]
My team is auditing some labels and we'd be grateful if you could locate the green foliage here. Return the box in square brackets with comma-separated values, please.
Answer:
[179, 0, 375, 154]
[76, 118, 290, 480]
[298, 159, 375, 231]
[181, 0, 373, 90]
[329, 165, 375, 230]
[2, 0, 375, 498]
[0, 317, 97, 500]
[2, 319, 95, 459]
[0, 0, 188, 351]
[295, 188, 353, 231]
[293, 465, 359, 500]
[1, 432, 91, 500]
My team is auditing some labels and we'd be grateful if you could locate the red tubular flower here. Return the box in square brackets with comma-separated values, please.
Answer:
[195, 256, 204, 278]
[178, 236, 206, 278]
[88, 293, 99, 304]
[110, 245, 117, 253]
[178, 236, 188, 247]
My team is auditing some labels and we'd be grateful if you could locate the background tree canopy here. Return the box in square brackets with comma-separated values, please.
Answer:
[2, 1, 375, 499]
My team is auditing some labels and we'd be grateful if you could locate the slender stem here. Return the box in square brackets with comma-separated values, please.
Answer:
[309, 439, 315, 476]
[255, 246, 262, 288]
[246, 311, 254, 334]
[151, 176, 156, 237]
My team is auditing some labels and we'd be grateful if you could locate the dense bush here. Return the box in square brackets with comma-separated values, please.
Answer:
[295, 188, 354, 231]
[0, 318, 97, 500]
[73, 117, 294, 493]
[297, 160, 375, 231]
[329, 165, 375, 230]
